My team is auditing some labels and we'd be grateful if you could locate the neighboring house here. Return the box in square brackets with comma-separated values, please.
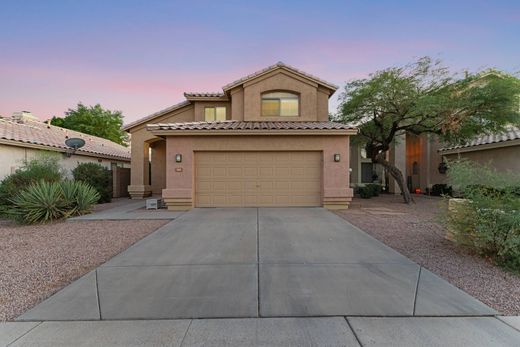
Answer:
[439, 125, 520, 173]
[124, 62, 357, 210]
[0, 111, 131, 195]
[350, 126, 519, 194]
[350, 133, 446, 194]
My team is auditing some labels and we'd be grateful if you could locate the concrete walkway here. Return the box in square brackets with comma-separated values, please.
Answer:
[68, 199, 183, 220]
[4, 208, 520, 346]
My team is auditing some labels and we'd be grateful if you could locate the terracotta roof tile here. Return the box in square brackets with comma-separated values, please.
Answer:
[439, 126, 520, 152]
[122, 100, 191, 131]
[147, 120, 356, 132]
[0, 118, 131, 160]
[184, 92, 225, 98]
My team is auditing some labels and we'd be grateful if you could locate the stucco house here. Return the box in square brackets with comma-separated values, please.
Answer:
[0, 111, 131, 196]
[124, 62, 357, 210]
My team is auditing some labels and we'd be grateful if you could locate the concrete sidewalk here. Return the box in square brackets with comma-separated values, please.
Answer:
[2, 316, 520, 346]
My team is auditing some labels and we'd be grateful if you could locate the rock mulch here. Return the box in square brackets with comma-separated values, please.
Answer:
[336, 194, 520, 315]
[0, 219, 169, 321]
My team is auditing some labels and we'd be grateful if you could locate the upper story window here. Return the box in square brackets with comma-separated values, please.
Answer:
[261, 91, 299, 117]
[205, 106, 226, 121]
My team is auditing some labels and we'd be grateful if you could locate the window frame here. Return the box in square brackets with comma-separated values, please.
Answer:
[204, 106, 227, 121]
[261, 91, 300, 117]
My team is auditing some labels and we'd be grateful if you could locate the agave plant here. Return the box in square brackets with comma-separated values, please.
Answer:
[10, 181, 67, 224]
[72, 181, 100, 215]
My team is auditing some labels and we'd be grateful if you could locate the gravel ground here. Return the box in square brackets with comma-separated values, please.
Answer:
[336, 194, 520, 315]
[0, 219, 169, 321]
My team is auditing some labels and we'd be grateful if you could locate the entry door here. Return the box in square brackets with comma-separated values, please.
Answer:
[195, 151, 322, 207]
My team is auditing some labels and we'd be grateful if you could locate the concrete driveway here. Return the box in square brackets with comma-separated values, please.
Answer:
[18, 207, 496, 320]
[8, 207, 520, 346]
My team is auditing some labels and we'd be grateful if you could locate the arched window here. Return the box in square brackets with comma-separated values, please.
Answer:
[261, 91, 299, 117]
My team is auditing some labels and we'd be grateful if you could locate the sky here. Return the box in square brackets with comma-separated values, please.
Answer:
[1, 0, 519, 124]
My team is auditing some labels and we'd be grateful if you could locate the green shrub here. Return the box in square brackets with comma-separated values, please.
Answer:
[72, 163, 112, 203]
[8, 180, 99, 224]
[431, 184, 453, 197]
[366, 183, 381, 197]
[0, 153, 63, 214]
[446, 160, 520, 272]
[357, 186, 373, 199]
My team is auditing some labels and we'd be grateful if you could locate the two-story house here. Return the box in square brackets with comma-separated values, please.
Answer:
[123, 62, 357, 210]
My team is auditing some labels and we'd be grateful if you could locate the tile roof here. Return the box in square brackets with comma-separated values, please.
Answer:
[122, 100, 191, 131]
[439, 125, 520, 152]
[147, 120, 356, 132]
[184, 92, 225, 98]
[222, 62, 339, 92]
[0, 118, 131, 160]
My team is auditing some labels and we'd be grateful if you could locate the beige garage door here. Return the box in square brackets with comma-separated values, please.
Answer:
[195, 151, 322, 207]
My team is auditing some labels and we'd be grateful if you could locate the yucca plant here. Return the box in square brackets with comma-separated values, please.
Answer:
[10, 181, 68, 224]
[60, 180, 80, 216]
[72, 181, 100, 215]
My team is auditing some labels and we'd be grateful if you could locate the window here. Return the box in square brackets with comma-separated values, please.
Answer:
[261, 92, 299, 117]
[204, 106, 226, 121]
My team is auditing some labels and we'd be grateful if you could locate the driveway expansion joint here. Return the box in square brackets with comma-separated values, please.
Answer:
[412, 266, 422, 316]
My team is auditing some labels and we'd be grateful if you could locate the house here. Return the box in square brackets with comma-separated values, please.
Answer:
[350, 126, 519, 194]
[439, 125, 520, 172]
[124, 62, 357, 210]
[0, 111, 131, 196]
[350, 133, 446, 194]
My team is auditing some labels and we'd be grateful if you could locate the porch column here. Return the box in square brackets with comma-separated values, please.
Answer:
[162, 137, 193, 210]
[322, 136, 354, 209]
[128, 139, 152, 199]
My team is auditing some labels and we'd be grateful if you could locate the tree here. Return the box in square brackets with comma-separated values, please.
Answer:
[337, 57, 520, 203]
[50, 103, 128, 145]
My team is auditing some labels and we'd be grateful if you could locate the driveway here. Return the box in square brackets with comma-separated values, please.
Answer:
[6, 208, 520, 346]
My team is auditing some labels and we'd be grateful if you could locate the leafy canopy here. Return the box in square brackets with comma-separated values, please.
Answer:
[337, 57, 520, 155]
[51, 103, 128, 146]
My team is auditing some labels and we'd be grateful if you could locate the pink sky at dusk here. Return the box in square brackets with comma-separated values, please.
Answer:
[1, 0, 518, 124]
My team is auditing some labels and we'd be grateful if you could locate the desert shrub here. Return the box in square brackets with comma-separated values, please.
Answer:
[357, 186, 373, 199]
[446, 160, 520, 271]
[430, 184, 453, 197]
[72, 163, 112, 203]
[0, 153, 64, 214]
[8, 180, 99, 224]
[366, 183, 381, 197]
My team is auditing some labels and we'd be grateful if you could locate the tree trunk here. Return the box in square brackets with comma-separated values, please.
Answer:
[373, 152, 414, 204]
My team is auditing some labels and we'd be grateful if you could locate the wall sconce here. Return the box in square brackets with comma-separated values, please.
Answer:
[334, 154, 341, 162]
[175, 154, 182, 163]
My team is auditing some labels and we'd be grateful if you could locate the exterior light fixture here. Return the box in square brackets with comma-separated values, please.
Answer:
[438, 162, 448, 174]
[334, 154, 341, 162]
[175, 154, 182, 163]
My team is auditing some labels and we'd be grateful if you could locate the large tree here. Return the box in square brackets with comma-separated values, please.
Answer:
[337, 57, 520, 203]
[50, 103, 128, 145]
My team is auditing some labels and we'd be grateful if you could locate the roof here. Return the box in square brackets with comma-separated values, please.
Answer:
[147, 120, 356, 132]
[184, 92, 225, 98]
[0, 118, 131, 161]
[222, 62, 339, 92]
[439, 126, 520, 153]
[122, 100, 191, 131]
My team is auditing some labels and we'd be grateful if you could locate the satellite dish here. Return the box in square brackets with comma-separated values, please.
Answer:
[65, 137, 86, 150]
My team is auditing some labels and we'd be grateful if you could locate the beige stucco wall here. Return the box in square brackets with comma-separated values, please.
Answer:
[0, 144, 129, 181]
[242, 70, 328, 122]
[193, 101, 231, 121]
[230, 87, 244, 121]
[162, 135, 353, 210]
[443, 145, 520, 173]
[128, 105, 195, 198]
[150, 140, 167, 195]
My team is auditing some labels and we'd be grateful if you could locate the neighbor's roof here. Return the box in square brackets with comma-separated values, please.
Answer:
[439, 125, 520, 153]
[0, 117, 131, 161]
[147, 120, 356, 132]
[222, 62, 339, 92]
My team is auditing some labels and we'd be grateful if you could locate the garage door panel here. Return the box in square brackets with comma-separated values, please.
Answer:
[195, 151, 321, 207]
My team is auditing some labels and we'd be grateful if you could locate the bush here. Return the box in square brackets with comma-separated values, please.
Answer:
[446, 160, 520, 272]
[72, 163, 112, 203]
[366, 183, 381, 197]
[8, 180, 99, 224]
[0, 153, 63, 214]
[430, 184, 453, 197]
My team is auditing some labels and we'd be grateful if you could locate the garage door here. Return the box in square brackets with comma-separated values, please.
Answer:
[195, 151, 321, 207]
